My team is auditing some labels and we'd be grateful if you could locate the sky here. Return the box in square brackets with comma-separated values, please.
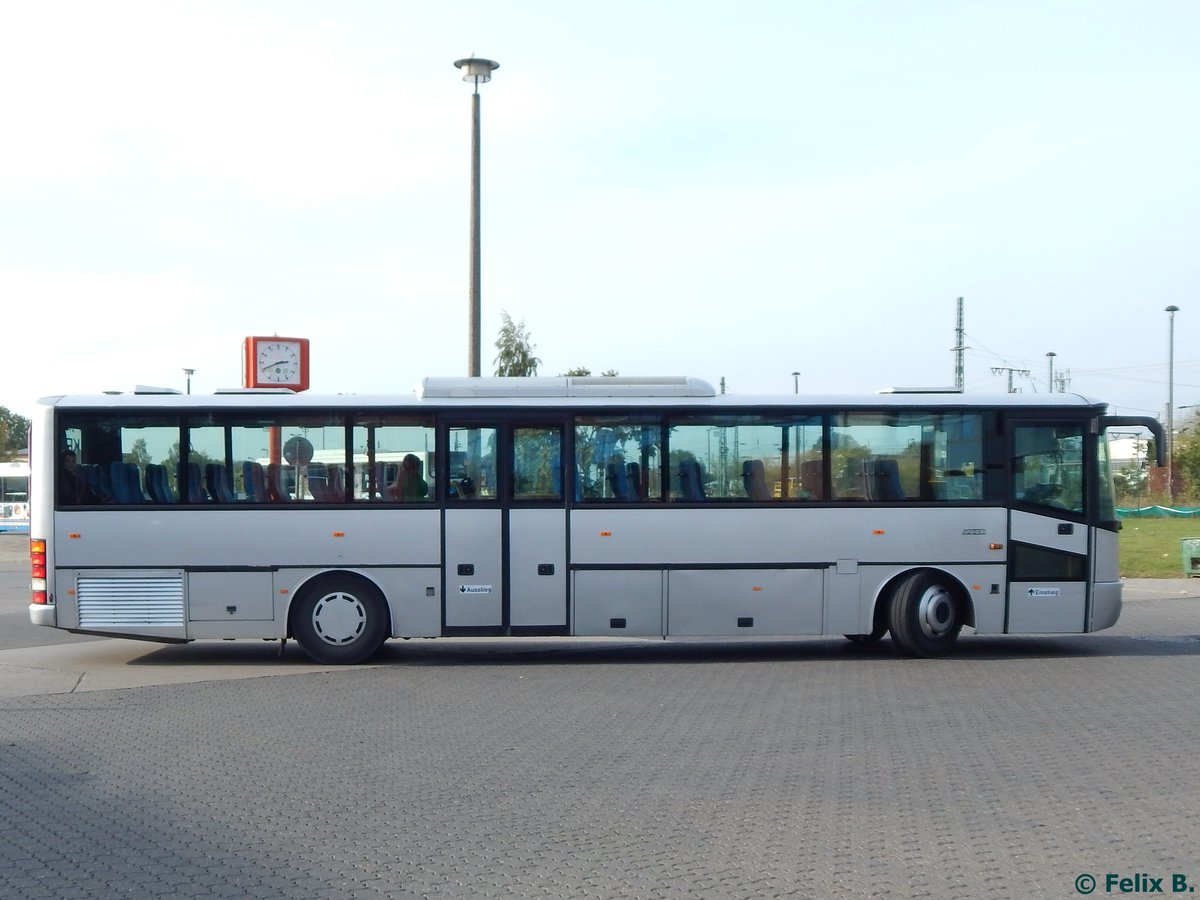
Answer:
[2, 1, 1197, 423]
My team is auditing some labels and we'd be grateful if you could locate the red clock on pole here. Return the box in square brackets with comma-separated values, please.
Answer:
[243, 337, 310, 391]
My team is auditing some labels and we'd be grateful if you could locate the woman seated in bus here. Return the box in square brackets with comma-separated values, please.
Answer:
[56, 450, 84, 504]
[390, 454, 428, 502]
[57, 450, 100, 504]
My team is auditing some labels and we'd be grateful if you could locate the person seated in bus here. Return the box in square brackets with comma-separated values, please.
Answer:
[56, 450, 84, 504]
[391, 454, 428, 502]
[56, 450, 100, 504]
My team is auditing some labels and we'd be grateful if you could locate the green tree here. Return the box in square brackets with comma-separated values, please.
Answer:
[1173, 434, 1200, 502]
[560, 367, 619, 377]
[0, 407, 31, 459]
[494, 311, 542, 376]
[125, 438, 152, 467]
[829, 431, 870, 498]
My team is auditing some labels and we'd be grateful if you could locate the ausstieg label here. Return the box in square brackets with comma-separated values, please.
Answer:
[459, 585, 494, 594]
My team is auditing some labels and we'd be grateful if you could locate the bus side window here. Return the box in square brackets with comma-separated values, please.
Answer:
[575, 417, 661, 502]
[512, 427, 562, 501]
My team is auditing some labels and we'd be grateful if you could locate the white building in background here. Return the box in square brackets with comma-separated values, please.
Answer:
[1109, 435, 1150, 470]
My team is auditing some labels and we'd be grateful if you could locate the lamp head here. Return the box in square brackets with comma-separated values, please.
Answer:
[454, 58, 500, 86]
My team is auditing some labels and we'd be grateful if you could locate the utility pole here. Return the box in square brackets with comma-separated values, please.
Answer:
[990, 366, 1029, 393]
[952, 297, 966, 390]
[1166, 305, 1180, 502]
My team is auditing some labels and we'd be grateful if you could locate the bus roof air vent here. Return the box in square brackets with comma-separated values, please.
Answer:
[212, 387, 298, 395]
[877, 386, 963, 394]
[419, 376, 717, 399]
[133, 385, 183, 395]
[565, 376, 716, 397]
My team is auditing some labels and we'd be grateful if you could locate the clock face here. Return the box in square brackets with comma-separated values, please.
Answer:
[243, 336, 309, 390]
[256, 341, 301, 384]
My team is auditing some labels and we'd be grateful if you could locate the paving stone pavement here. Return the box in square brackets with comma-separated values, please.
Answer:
[2, 613, 1200, 899]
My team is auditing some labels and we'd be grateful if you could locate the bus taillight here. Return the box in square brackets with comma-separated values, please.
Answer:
[30, 538, 48, 604]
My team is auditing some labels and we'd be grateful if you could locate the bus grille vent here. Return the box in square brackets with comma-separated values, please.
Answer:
[77, 574, 185, 628]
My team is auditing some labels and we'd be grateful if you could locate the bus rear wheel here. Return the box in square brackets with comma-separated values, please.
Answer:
[290, 575, 389, 665]
[888, 570, 962, 658]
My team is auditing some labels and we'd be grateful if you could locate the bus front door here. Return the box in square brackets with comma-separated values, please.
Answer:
[442, 422, 568, 634]
[1007, 422, 1089, 633]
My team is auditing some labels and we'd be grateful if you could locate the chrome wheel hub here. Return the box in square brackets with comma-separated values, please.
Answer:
[311, 591, 367, 646]
[916, 584, 956, 639]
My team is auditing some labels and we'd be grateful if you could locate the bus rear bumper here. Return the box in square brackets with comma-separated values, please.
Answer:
[1091, 581, 1122, 632]
[28, 604, 56, 628]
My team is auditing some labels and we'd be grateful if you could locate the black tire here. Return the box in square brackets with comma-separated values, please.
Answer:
[290, 574, 389, 665]
[844, 622, 888, 644]
[888, 570, 962, 658]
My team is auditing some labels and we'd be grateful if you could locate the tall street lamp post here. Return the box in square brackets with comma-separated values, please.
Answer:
[1166, 305, 1180, 502]
[454, 57, 500, 378]
[1046, 351, 1056, 393]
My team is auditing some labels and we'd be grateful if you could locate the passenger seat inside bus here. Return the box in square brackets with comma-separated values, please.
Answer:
[307, 462, 328, 500]
[607, 462, 639, 502]
[742, 459, 771, 501]
[327, 465, 346, 501]
[308, 464, 345, 502]
[144, 463, 175, 503]
[205, 463, 235, 503]
[83, 463, 112, 503]
[242, 461, 267, 502]
[183, 462, 207, 503]
[799, 460, 825, 499]
[864, 457, 904, 501]
[109, 461, 147, 504]
[677, 459, 706, 501]
[626, 462, 642, 501]
[265, 463, 290, 502]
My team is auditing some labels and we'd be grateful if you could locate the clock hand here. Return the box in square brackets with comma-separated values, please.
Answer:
[260, 360, 291, 369]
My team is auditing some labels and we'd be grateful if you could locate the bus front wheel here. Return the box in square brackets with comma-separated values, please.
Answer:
[844, 623, 888, 644]
[290, 575, 389, 665]
[888, 570, 962, 658]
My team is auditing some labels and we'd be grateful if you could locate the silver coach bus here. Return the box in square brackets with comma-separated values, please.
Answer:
[28, 377, 1163, 663]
